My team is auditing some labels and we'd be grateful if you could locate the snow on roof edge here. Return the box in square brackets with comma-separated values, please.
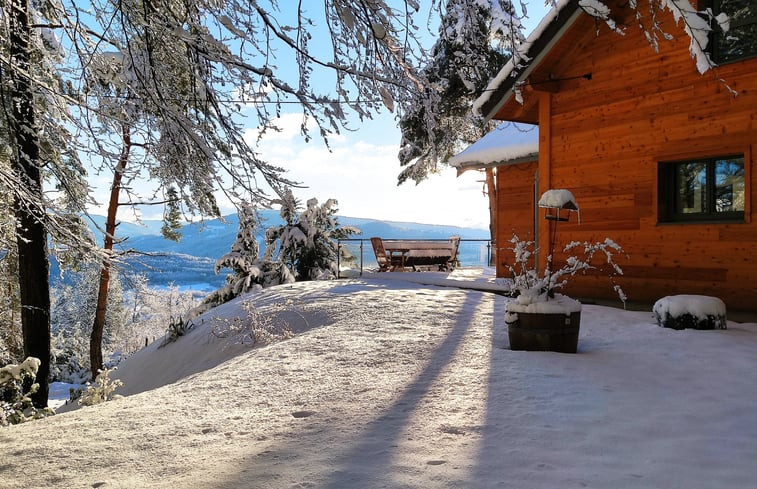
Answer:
[473, 0, 579, 120]
[448, 123, 539, 170]
[449, 143, 539, 169]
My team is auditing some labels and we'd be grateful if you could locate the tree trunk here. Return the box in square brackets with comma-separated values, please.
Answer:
[90, 124, 130, 380]
[485, 167, 497, 267]
[9, 0, 51, 407]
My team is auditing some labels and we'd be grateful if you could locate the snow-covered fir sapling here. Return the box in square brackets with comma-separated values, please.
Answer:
[264, 191, 360, 281]
[1, 357, 55, 425]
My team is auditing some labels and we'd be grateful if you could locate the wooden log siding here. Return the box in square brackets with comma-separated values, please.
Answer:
[492, 2, 757, 310]
[495, 161, 538, 279]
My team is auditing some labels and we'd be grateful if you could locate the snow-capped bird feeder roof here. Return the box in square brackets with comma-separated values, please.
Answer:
[538, 189, 579, 210]
[448, 123, 539, 175]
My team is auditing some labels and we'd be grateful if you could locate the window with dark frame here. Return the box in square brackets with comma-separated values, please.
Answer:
[711, 0, 757, 64]
[659, 156, 745, 223]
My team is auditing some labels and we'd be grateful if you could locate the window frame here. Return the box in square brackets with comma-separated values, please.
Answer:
[710, 0, 757, 64]
[658, 155, 746, 224]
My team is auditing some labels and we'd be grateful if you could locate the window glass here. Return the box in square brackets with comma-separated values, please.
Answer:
[714, 157, 745, 212]
[675, 162, 707, 214]
[661, 155, 745, 223]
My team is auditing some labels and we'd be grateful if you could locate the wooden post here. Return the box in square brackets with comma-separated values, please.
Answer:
[537, 92, 552, 271]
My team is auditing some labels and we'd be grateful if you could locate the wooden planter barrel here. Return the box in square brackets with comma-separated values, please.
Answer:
[506, 311, 581, 353]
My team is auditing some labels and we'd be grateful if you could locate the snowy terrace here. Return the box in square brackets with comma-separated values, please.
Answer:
[337, 237, 494, 275]
[3, 268, 756, 488]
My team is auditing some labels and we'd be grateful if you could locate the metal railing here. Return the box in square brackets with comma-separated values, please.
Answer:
[337, 238, 493, 277]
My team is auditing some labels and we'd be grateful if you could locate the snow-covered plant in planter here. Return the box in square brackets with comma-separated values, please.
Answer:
[505, 190, 626, 353]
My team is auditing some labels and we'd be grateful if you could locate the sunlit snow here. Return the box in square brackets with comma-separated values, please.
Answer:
[3, 269, 756, 488]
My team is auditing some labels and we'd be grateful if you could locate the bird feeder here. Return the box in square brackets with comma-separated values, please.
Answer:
[538, 189, 580, 222]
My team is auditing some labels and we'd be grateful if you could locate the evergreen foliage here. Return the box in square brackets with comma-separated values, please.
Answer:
[160, 188, 183, 242]
[265, 191, 360, 281]
[214, 201, 264, 295]
[398, 0, 517, 184]
[1, 357, 54, 426]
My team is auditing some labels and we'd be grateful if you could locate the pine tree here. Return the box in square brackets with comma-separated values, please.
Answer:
[214, 201, 264, 298]
[397, 0, 518, 185]
[161, 188, 183, 242]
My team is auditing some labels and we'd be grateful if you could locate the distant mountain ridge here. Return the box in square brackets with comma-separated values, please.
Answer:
[76, 211, 490, 291]
[116, 210, 489, 259]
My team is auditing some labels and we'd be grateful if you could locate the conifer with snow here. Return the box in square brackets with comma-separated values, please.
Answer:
[264, 191, 359, 282]
[213, 202, 266, 300]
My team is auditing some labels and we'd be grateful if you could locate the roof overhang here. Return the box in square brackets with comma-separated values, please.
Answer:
[448, 123, 539, 174]
[475, 0, 584, 122]
[454, 151, 539, 175]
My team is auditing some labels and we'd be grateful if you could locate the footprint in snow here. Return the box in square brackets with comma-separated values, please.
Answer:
[291, 410, 316, 418]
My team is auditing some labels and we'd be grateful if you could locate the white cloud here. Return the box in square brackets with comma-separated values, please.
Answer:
[249, 113, 491, 229]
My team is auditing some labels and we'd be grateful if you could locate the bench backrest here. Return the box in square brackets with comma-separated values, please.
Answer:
[370, 237, 390, 267]
[383, 240, 455, 251]
[448, 236, 461, 263]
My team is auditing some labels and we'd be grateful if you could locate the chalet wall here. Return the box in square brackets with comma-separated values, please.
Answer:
[532, 9, 757, 310]
[495, 161, 538, 278]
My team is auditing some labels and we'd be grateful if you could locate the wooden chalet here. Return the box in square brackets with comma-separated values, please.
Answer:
[459, 0, 757, 311]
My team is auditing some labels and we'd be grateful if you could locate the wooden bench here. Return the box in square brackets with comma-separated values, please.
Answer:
[371, 237, 460, 271]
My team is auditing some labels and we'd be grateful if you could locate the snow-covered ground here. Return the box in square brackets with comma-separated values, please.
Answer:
[2, 268, 756, 489]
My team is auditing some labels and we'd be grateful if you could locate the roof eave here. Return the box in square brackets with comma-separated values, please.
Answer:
[455, 152, 540, 176]
[480, 0, 584, 122]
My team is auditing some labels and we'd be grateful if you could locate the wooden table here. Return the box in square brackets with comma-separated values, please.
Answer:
[382, 244, 410, 269]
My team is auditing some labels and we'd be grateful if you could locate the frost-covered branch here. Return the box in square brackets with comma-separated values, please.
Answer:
[506, 234, 627, 306]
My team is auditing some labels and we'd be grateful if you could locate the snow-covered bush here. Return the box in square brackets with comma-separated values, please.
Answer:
[209, 299, 294, 347]
[653, 295, 727, 330]
[264, 190, 359, 281]
[1, 357, 55, 426]
[77, 367, 123, 406]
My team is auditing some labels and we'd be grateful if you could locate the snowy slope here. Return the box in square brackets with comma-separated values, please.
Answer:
[2, 270, 756, 489]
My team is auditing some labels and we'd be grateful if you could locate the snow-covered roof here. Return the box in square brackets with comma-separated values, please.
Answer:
[474, 0, 582, 121]
[448, 122, 539, 173]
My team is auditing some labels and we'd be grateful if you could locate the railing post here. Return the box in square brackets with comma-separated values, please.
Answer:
[360, 239, 364, 277]
[337, 240, 341, 279]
